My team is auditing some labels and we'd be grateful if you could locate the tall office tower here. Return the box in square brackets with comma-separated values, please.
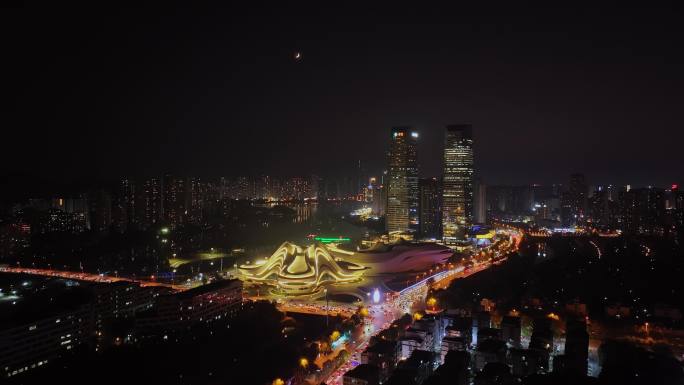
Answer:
[561, 173, 588, 226]
[473, 179, 487, 224]
[386, 127, 418, 233]
[419, 177, 442, 239]
[442, 124, 474, 242]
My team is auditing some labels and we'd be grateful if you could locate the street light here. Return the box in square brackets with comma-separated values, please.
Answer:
[324, 288, 329, 327]
[427, 297, 437, 311]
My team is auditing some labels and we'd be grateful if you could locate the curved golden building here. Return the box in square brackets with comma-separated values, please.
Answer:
[238, 242, 366, 295]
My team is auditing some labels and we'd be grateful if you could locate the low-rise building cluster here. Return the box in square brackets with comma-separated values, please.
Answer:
[344, 307, 590, 385]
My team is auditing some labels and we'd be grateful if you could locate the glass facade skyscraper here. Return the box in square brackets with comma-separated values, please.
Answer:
[442, 124, 474, 243]
[386, 127, 419, 233]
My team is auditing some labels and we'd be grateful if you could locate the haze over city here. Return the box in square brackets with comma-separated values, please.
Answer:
[2, 4, 683, 189]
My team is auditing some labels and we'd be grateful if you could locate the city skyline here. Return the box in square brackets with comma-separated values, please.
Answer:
[2, 4, 684, 385]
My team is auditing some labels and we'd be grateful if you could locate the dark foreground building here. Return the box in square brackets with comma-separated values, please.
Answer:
[136, 279, 242, 335]
[0, 279, 163, 378]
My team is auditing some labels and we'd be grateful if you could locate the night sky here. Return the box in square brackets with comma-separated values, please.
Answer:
[2, 4, 683, 189]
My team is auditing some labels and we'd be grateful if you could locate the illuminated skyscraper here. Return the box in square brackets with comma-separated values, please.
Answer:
[386, 127, 419, 233]
[442, 124, 474, 242]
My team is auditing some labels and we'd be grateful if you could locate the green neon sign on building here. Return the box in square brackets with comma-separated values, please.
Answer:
[314, 236, 351, 243]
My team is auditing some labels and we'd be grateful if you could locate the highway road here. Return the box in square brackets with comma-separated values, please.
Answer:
[0, 266, 186, 291]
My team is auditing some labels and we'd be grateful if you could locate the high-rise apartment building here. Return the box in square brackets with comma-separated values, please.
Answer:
[618, 187, 666, 235]
[442, 125, 474, 242]
[386, 127, 418, 233]
[419, 177, 442, 239]
[187, 177, 204, 224]
[88, 189, 112, 232]
[136, 178, 163, 228]
[561, 174, 588, 226]
[163, 175, 187, 228]
[111, 180, 133, 232]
